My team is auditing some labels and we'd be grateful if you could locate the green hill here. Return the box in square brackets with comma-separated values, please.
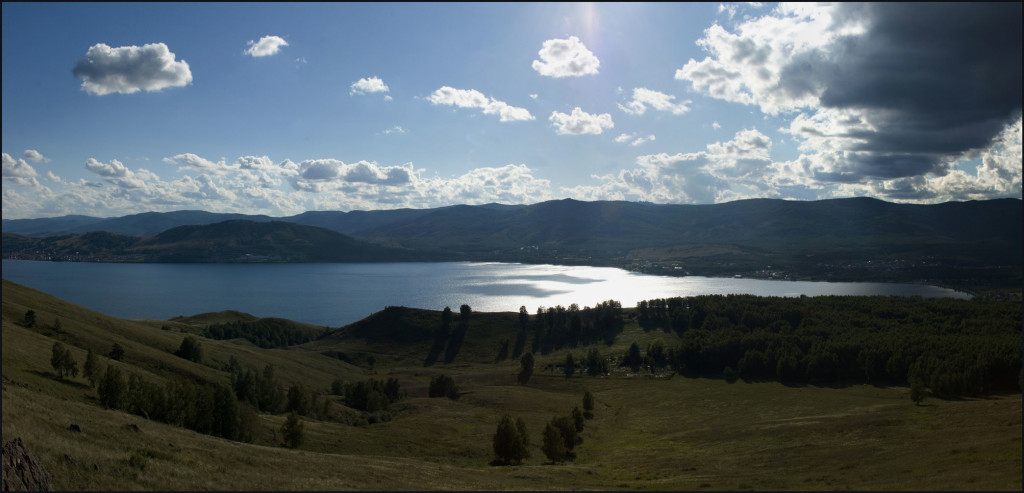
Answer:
[2, 279, 1020, 490]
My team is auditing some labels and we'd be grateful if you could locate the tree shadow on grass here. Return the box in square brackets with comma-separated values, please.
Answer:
[27, 369, 92, 390]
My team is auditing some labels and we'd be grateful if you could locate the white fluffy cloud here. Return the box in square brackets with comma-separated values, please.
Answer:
[549, 107, 613, 135]
[427, 86, 534, 122]
[615, 133, 656, 146]
[618, 88, 691, 116]
[564, 129, 776, 204]
[350, 76, 390, 96]
[532, 36, 600, 78]
[72, 43, 193, 95]
[163, 153, 232, 173]
[23, 149, 48, 163]
[243, 35, 288, 57]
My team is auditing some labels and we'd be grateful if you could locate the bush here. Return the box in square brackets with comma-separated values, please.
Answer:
[50, 342, 78, 380]
[492, 414, 530, 465]
[518, 352, 534, 385]
[175, 335, 203, 363]
[428, 374, 460, 400]
[281, 412, 304, 448]
[541, 421, 568, 463]
[109, 343, 125, 361]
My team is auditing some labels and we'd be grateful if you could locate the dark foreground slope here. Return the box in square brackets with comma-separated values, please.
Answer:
[2, 279, 1020, 490]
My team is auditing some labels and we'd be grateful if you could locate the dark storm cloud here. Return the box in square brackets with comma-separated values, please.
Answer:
[814, 3, 1021, 173]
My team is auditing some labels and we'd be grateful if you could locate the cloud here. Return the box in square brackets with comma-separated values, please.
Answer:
[2, 153, 39, 187]
[677, 3, 1022, 193]
[244, 35, 288, 57]
[618, 88, 691, 116]
[712, 122, 722, 130]
[350, 76, 390, 96]
[532, 36, 600, 78]
[381, 126, 406, 135]
[615, 133, 656, 146]
[72, 43, 192, 95]
[549, 107, 614, 135]
[163, 153, 232, 173]
[563, 129, 775, 204]
[23, 149, 49, 163]
[85, 157, 130, 178]
[427, 86, 534, 122]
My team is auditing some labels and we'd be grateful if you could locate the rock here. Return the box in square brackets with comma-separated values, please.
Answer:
[2, 438, 53, 491]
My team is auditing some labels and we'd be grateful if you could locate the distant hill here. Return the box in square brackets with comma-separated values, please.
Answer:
[3, 198, 1021, 289]
[2, 220, 447, 263]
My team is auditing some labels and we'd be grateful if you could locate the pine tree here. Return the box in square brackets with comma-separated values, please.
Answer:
[281, 412, 304, 448]
[492, 414, 529, 465]
[83, 349, 99, 387]
[541, 421, 567, 463]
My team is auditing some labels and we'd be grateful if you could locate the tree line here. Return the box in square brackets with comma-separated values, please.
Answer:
[635, 294, 1021, 397]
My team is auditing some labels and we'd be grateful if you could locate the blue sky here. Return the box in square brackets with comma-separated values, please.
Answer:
[2, 2, 1021, 219]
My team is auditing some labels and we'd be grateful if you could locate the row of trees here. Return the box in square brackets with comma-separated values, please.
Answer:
[203, 318, 321, 349]
[529, 301, 624, 355]
[96, 365, 255, 442]
[492, 391, 597, 465]
[634, 295, 1021, 397]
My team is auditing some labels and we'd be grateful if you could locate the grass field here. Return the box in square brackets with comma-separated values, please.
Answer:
[3, 279, 1020, 490]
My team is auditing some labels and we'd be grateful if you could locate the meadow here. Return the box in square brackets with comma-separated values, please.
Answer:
[2, 279, 1020, 490]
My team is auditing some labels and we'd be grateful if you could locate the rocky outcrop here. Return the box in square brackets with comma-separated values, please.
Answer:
[2, 438, 53, 491]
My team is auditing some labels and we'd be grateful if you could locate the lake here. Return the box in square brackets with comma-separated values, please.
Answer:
[1, 260, 971, 327]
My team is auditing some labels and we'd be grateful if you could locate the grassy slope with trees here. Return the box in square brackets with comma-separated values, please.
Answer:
[2, 279, 1020, 490]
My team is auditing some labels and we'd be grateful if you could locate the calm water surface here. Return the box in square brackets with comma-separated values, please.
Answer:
[1, 260, 970, 327]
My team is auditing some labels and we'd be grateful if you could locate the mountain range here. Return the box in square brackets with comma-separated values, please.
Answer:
[3, 197, 1021, 290]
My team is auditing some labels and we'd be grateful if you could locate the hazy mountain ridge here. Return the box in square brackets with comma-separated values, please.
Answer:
[3, 198, 1021, 289]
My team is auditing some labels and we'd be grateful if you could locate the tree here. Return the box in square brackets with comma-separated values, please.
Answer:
[109, 343, 125, 361]
[518, 352, 535, 385]
[910, 377, 927, 406]
[563, 353, 576, 378]
[582, 391, 595, 419]
[83, 349, 99, 388]
[492, 414, 529, 465]
[175, 335, 203, 363]
[23, 310, 36, 328]
[623, 341, 643, 372]
[97, 366, 127, 410]
[541, 421, 568, 463]
[429, 374, 459, 400]
[571, 406, 585, 432]
[585, 347, 607, 376]
[50, 342, 78, 379]
[281, 412, 304, 448]
[460, 304, 472, 321]
[724, 366, 739, 384]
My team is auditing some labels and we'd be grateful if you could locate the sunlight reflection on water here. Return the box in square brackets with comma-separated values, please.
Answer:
[1, 260, 970, 327]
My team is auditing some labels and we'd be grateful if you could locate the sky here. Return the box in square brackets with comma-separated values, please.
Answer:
[2, 2, 1021, 219]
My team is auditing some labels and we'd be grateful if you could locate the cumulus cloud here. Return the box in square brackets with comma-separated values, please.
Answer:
[618, 88, 691, 116]
[350, 76, 390, 96]
[532, 36, 600, 77]
[564, 129, 776, 204]
[676, 3, 1023, 200]
[243, 35, 288, 57]
[427, 86, 534, 122]
[85, 157, 130, 178]
[23, 149, 48, 163]
[615, 133, 656, 146]
[549, 107, 614, 135]
[163, 153, 232, 173]
[2, 153, 38, 178]
[72, 42, 192, 95]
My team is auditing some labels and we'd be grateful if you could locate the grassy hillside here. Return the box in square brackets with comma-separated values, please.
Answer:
[2, 279, 1021, 490]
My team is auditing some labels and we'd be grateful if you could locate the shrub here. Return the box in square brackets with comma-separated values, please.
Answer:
[109, 343, 125, 361]
[428, 374, 459, 400]
[492, 414, 529, 465]
[518, 352, 534, 385]
[281, 412, 304, 448]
